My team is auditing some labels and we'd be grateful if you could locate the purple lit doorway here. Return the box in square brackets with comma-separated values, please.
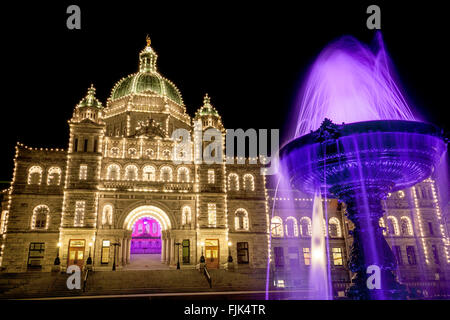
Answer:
[131, 217, 162, 254]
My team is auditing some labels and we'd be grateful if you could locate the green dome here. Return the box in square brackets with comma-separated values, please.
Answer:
[111, 73, 183, 105]
[110, 41, 183, 105]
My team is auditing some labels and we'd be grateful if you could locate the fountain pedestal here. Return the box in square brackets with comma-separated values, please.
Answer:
[280, 119, 446, 300]
[343, 195, 407, 300]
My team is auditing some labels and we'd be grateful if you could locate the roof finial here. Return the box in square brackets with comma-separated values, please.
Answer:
[146, 34, 151, 47]
[203, 93, 211, 106]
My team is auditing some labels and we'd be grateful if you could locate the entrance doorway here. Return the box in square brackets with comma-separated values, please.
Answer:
[205, 239, 219, 269]
[130, 217, 161, 254]
[128, 217, 165, 269]
[68, 239, 85, 268]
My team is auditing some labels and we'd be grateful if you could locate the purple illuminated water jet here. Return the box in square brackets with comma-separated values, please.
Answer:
[280, 32, 447, 300]
[295, 32, 415, 137]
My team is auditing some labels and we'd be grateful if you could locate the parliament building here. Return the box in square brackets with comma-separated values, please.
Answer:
[0, 38, 448, 296]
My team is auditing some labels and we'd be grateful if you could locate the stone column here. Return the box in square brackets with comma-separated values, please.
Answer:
[126, 239, 131, 264]
[161, 238, 166, 263]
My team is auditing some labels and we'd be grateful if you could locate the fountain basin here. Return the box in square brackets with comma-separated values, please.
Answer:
[280, 119, 446, 199]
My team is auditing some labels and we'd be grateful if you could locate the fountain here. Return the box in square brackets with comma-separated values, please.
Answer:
[279, 33, 448, 299]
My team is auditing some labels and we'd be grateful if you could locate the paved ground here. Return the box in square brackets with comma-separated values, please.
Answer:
[124, 254, 171, 270]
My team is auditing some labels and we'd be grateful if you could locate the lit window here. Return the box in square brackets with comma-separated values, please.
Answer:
[142, 165, 156, 181]
[106, 164, 120, 180]
[47, 167, 62, 185]
[387, 216, 400, 235]
[243, 174, 255, 191]
[124, 165, 138, 180]
[300, 217, 312, 236]
[160, 166, 173, 182]
[332, 247, 343, 266]
[398, 190, 405, 198]
[228, 173, 239, 191]
[79, 165, 88, 180]
[74, 201, 85, 227]
[177, 167, 190, 183]
[285, 216, 298, 237]
[101, 240, 110, 264]
[303, 248, 311, 266]
[208, 203, 216, 227]
[208, 169, 215, 184]
[276, 280, 285, 288]
[31, 205, 49, 230]
[400, 216, 413, 236]
[271, 216, 284, 237]
[234, 209, 249, 231]
[28, 166, 43, 185]
[328, 217, 342, 237]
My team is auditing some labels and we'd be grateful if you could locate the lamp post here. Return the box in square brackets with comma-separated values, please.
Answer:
[112, 242, 121, 271]
[86, 242, 93, 268]
[200, 241, 205, 263]
[175, 242, 181, 269]
[54, 242, 61, 265]
[227, 241, 233, 263]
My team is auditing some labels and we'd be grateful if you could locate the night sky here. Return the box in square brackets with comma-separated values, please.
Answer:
[1, 1, 448, 183]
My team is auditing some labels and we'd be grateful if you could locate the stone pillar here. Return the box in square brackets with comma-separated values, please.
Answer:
[126, 239, 131, 264]
[122, 238, 127, 265]
[161, 238, 166, 262]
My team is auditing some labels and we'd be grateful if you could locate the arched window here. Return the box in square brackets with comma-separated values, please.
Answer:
[228, 173, 239, 191]
[28, 166, 43, 185]
[142, 165, 156, 181]
[160, 166, 173, 182]
[243, 174, 255, 191]
[379, 217, 387, 236]
[271, 216, 283, 237]
[285, 216, 298, 237]
[300, 217, 312, 236]
[234, 209, 249, 231]
[400, 216, 413, 236]
[124, 165, 138, 180]
[387, 216, 400, 235]
[177, 167, 190, 183]
[47, 167, 62, 186]
[328, 217, 342, 237]
[181, 206, 192, 225]
[102, 205, 113, 226]
[31, 205, 49, 230]
[106, 164, 120, 180]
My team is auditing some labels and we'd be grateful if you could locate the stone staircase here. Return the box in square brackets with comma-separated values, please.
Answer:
[0, 268, 269, 299]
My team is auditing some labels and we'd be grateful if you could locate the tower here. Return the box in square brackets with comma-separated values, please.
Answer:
[193, 94, 229, 268]
[59, 85, 105, 268]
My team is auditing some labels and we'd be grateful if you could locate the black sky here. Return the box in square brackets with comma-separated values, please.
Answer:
[0, 1, 448, 182]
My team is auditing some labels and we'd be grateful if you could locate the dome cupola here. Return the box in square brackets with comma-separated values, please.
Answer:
[109, 36, 184, 106]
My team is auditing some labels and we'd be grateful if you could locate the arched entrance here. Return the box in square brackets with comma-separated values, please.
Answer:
[123, 205, 172, 270]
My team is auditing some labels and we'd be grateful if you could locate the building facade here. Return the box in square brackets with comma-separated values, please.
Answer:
[0, 39, 268, 273]
[0, 39, 448, 297]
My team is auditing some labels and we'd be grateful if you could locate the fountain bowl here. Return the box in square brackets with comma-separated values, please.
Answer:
[280, 119, 447, 199]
